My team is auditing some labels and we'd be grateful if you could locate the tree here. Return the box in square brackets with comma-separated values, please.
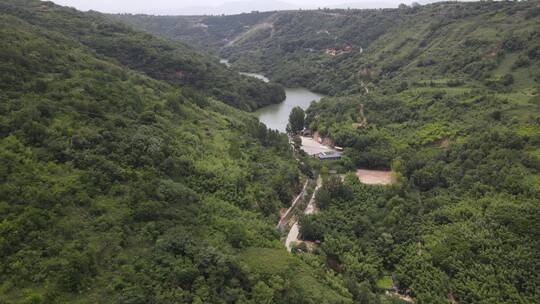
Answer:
[287, 107, 305, 134]
[292, 135, 302, 151]
[251, 281, 273, 304]
[299, 215, 325, 241]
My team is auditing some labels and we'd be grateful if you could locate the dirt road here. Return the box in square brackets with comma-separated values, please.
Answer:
[277, 180, 309, 231]
[285, 176, 322, 251]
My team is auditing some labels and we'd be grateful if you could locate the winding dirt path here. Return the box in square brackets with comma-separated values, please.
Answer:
[285, 176, 322, 251]
[277, 180, 309, 231]
[385, 291, 415, 303]
[285, 223, 300, 251]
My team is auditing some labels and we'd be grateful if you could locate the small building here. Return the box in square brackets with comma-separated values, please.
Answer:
[318, 151, 342, 161]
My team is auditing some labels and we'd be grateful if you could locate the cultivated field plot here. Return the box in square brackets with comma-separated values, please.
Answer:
[357, 169, 394, 185]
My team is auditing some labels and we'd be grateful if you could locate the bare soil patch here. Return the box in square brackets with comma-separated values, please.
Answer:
[357, 169, 394, 185]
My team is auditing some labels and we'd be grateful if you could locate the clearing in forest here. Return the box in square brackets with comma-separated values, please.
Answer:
[357, 169, 394, 185]
[300, 136, 334, 155]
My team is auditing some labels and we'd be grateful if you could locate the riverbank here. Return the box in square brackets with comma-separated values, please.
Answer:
[255, 88, 324, 132]
[220, 63, 324, 133]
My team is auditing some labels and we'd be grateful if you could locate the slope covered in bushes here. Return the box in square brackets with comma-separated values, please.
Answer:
[0, 1, 351, 303]
[1, 0, 285, 111]
[2, 0, 539, 303]
[118, 1, 540, 98]
[116, 2, 540, 303]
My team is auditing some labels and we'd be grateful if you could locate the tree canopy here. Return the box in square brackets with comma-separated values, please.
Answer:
[287, 106, 305, 134]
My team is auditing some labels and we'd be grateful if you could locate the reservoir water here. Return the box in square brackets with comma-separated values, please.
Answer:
[255, 88, 324, 132]
[221, 60, 324, 132]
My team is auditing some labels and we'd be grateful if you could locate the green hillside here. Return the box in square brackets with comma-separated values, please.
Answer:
[114, 12, 276, 51]
[300, 88, 539, 302]
[0, 1, 352, 303]
[1, 0, 286, 112]
[2, 0, 540, 303]
[115, 2, 540, 303]
[118, 1, 540, 97]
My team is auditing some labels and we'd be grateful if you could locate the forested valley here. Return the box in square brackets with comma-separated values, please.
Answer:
[0, 0, 350, 303]
[111, 1, 540, 302]
[1, 0, 540, 303]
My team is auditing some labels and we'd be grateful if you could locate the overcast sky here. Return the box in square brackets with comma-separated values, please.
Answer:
[50, 0, 424, 15]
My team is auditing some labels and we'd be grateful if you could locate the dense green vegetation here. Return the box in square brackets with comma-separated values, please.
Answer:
[287, 106, 305, 134]
[2, 0, 540, 303]
[1, 0, 285, 112]
[295, 2, 539, 303]
[119, 1, 540, 303]
[118, 1, 540, 97]
[114, 12, 275, 52]
[0, 1, 352, 303]
[299, 100, 540, 302]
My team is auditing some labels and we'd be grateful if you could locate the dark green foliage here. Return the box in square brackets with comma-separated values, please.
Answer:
[0, 0, 285, 112]
[143, 4, 540, 300]
[2, 0, 540, 303]
[0, 1, 350, 302]
[300, 73, 540, 304]
[287, 106, 305, 134]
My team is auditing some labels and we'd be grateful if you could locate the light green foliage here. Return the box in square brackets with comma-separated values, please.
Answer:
[376, 276, 393, 290]
[239, 248, 353, 303]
